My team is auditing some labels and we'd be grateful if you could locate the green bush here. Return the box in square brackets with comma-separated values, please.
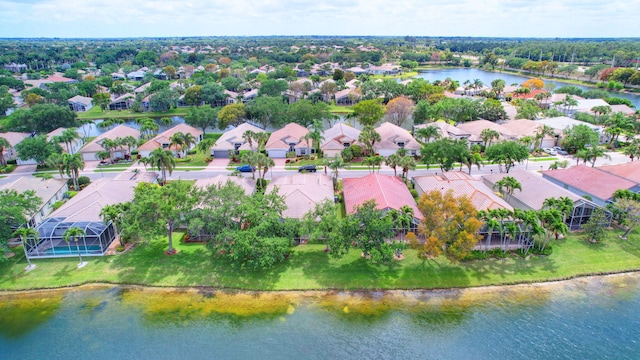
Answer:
[187, 149, 197, 155]
[66, 191, 78, 198]
[51, 200, 65, 210]
[131, 150, 139, 155]
[6, 159, 17, 165]
[175, 158, 192, 163]
[410, 189, 419, 199]
[78, 176, 90, 187]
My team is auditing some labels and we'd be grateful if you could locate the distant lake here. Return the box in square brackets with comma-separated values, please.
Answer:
[2, 274, 640, 359]
[415, 68, 640, 108]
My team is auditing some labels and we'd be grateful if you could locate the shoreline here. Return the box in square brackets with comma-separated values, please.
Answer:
[2, 268, 639, 296]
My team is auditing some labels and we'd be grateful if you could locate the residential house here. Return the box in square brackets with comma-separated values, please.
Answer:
[0, 176, 68, 228]
[265, 123, 311, 158]
[265, 174, 334, 219]
[241, 88, 259, 103]
[127, 70, 146, 81]
[68, 95, 94, 112]
[223, 90, 239, 105]
[414, 122, 476, 143]
[413, 172, 513, 212]
[134, 82, 151, 94]
[111, 72, 126, 81]
[79, 125, 140, 161]
[345, 66, 367, 76]
[47, 127, 84, 154]
[482, 168, 607, 230]
[320, 122, 362, 158]
[108, 93, 135, 111]
[501, 119, 558, 149]
[367, 64, 401, 75]
[4, 63, 27, 72]
[374, 122, 421, 157]
[343, 174, 423, 230]
[137, 123, 203, 158]
[534, 117, 606, 144]
[195, 175, 256, 196]
[455, 120, 518, 146]
[0, 131, 31, 163]
[211, 123, 265, 158]
[335, 88, 360, 105]
[542, 165, 640, 207]
[29, 174, 156, 259]
[598, 161, 640, 184]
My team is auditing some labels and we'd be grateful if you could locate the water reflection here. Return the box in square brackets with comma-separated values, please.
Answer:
[0, 291, 63, 338]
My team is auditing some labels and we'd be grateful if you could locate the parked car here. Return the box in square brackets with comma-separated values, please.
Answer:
[298, 164, 317, 173]
[236, 164, 254, 172]
[553, 146, 568, 155]
[542, 148, 557, 155]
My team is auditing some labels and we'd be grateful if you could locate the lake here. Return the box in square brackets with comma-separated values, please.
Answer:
[2, 273, 640, 360]
[415, 68, 640, 108]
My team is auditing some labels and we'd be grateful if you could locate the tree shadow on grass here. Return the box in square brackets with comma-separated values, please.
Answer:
[110, 239, 288, 290]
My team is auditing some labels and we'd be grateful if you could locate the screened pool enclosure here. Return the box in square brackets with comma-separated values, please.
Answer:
[25, 217, 116, 259]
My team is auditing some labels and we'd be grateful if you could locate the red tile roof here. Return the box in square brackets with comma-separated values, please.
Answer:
[598, 162, 640, 184]
[343, 174, 422, 219]
[542, 165, 637, 201]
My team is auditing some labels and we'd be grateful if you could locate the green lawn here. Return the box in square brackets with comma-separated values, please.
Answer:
[174, 151, 209, 168]
[94, 162, 133, 172]
[1, 229, 640, 291]
[369, 71, 419, 80]
[77, 107, 189, 120]
[328, 104, 354, 114]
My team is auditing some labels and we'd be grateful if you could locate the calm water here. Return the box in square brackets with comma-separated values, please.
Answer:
[2, 274, 640, 360]
[416, 68, 640, 108]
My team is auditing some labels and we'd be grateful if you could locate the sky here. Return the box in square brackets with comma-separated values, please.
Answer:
[0, 0, 639, 38]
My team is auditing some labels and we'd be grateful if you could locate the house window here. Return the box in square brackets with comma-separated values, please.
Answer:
[343, 143, 350, 148]
[300, 149, 307, 155]
[397, 142, 405, 148]
[162, 143, 169, 149]
[234, 143, 241, 150]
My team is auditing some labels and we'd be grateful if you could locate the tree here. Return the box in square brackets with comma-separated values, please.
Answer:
[92, 92, 111, 111]
[12, 227, 39, 270]
[491, 79, 506, 97]
[325, 154, 344, 180]
[247, 96, 288, 128]
[218, 103, 245, 129]
[385, 153, 400, 176]
[417, 190, 482, 261]
[184, 106, 218, 135]
[480, 128, 500, 148]
[398, 153, 417, 178]
[484, 141, 529, 173]
[259, 79, 289, 97]
[385, 96, 415, 127]
[130, 181, 196, 254]
[288, 99, 331, 128]
[148, 148, 175, 184]
[343, 200, 394, 263]
[52, 127, 81, 154]
[614, 197, 640, 240]
[302, 199, 348, 257]
[493, 176, 522, 202]
[0, 137, 10, 167]
[64, 153, 84, 190]
[352, 99, 386, 127]
[582, 208, 609, 243]
[183, 85, 203, 106]
[15, 135, 62, 165]
[63, 227, 87, 268]
[561, 124, 600, 154]
[10, 104, 76, 134]
[480, 99, 507, 121]
[149, 88, 178, 112]
[414, 125, 440, 144]
[533, 124, 555, 150]
[0, 189, 41, 258]
[521, 78, 544, 90]
[358, 125, 381, 156]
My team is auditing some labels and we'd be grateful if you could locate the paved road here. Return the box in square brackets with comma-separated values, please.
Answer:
[0, 151, 634, 187]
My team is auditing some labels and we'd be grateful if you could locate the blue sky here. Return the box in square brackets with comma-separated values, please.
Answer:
[1, 0, 638, 38]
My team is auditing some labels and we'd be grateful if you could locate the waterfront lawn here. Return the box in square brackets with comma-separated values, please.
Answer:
[77, 107, 189, 120]
[1, 229, 640, 291]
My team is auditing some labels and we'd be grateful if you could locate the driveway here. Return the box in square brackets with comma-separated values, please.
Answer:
[206, 157, 230, 169]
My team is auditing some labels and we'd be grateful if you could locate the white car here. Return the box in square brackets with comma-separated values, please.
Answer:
[542, 148, 557, 156]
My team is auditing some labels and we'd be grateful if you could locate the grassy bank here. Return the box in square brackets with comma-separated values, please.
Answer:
[1, 228, 640, 292]
[77, 107, 189, 120]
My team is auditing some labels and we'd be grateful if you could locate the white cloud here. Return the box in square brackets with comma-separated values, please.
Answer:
[0, 0, 638, 37]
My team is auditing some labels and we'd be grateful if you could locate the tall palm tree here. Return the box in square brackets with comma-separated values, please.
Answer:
[52, 128, 81, 154]
[121, 135, 138, 158]
[46, 153, 66, 179]
[398, 154, 416, 178]
[0, 137, 11, 167]
[385, 153, 400, 176]
[101, 138, 118, 162]
[493, 176, 522, 203]
[358, 126, 381, 156]
[13, 227, 39, 271]
[100, 204, 123, 245]
[63, 227, 87, 268]
[480, 128, 500, 148]
[414, 126, 441, 144]
[64, 153, 85, 191]
[169, 132, 186, 156]
[148, 148, 175, 184]
[326, 154, 344, 181]
[242, 130, 256, 149]
[255, 152, 275, 180]
[181, 133, 197, 157]
[254, 132, 270, 152]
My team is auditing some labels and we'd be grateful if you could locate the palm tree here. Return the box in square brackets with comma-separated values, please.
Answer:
[462, 152, 483, 174]
[472, 79, 483, 95]
[13, 227, 38, 271]
[197, 138, 216, 155]
[480, 128, 500, 148]
[64, 153, 85, 191]
[255, 152, 275, 180]
[414, 126, 440, 144]
[243, 130, 256, 150]
[46, 153, 66, 179]
[585, 146, 611, 167]
[398, 154, 416, 178]
[53, 128, 81, 154]
[121, 136, 138, 158]
[533, 125, 555, 151]
[240, 151, 259, 179]
[591, 105, 611, 123]
[181, 133, 197, 157]
[307, 120, 325, 156]
[358, 126, 381, 156]
[63, 227, 87, 268]
[100, 204, 123, 245]
[148, 148, 176, 184]
[385, 153, 400, 176]
[494, 176, 522, 203]
[169, 132, 185, 156]
[478, 210, 500, 252]
[0, 137, 10, 167]
[160, 117, 173, 126]
[254, 132, 270, 152]
[326, 155, 344, 181]
[101, 138, 118, 162]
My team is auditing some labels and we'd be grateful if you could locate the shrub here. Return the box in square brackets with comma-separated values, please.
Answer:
[410, 189, 419, 199]
[131, 150, 139, 155]
[51, 200, 65, 211]
[78, 176, 90, 187]
[116, 245, 125, 253]
[204, 157, 212, 163]
[187, 149, 197, 155]
[6, 159, 17, 165]
[65, 191, 78, 198]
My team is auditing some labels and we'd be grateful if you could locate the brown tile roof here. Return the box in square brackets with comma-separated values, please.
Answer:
[0, 131, 30, 146]
[598, 162, 640, 184]
[265, 123, 310, 150]
[375, 122, 421, 151]
[266, 174, 334, 219]
[213, 123, 265, 152]
[414, 172, 513, 211]
[138, 123, 203, 152]
[456, 120, 517, 141]
[343, 174, 422, 219]
[80, 125, 140, 154]
[321, 122, 361, 151]
[0, 176, 68, 207]
[542, 165, 637, 201]
[482, 168, 581, 210]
